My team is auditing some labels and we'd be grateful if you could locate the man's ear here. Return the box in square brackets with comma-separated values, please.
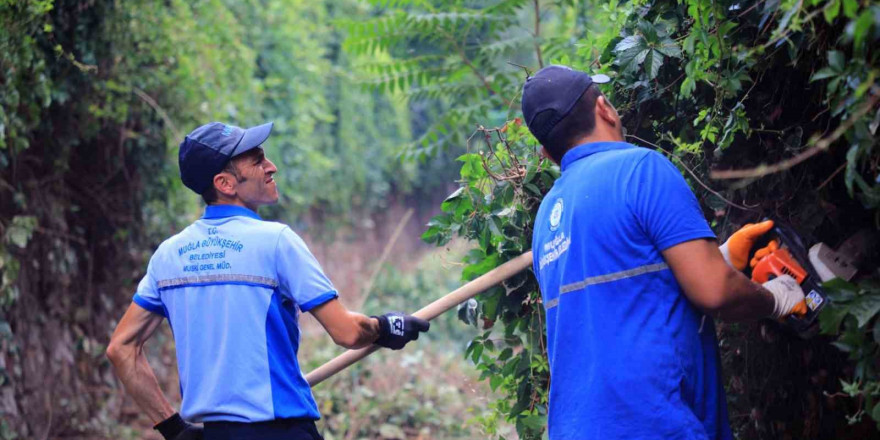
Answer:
[595, 96, 620, 127]
[213, 172, 237, 198]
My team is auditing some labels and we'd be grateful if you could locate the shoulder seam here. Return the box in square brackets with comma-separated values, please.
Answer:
[623, 149, 654, 215]
[273, 226, 290, 289]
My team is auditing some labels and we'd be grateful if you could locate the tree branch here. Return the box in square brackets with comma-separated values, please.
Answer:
[626, 134, 759, 212]
[460, 55, 511, 106]
[356, 208, 415, 309]
[133, 88, 182, 141]
[710, 90, 880, 180]
[439, 27, 511, 107]
[533, 0, 543, 68]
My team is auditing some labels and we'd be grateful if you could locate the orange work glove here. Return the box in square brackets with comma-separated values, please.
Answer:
[719, 220, 775, 271]
[749, 239, 779, 269]
[750, 239, 807, 317]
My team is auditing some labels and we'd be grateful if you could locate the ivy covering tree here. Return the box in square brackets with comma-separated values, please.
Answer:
[349, 0, 880, 438]
[0, 0, 430, 437]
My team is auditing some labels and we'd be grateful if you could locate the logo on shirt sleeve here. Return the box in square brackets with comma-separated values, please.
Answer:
[549, 198, 564, 231]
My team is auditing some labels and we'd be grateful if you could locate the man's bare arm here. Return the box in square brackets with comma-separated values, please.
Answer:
[662, 238, 775, 321]
[106, 303, 175, 424]
[310, 299, 380, 349]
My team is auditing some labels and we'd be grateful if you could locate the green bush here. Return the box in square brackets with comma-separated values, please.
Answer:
[360, 0, 880, 438]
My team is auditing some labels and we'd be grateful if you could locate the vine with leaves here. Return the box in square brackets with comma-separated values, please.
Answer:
[356, 0, 879, 438]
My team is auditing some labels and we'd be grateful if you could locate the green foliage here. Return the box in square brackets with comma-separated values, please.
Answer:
[225, 0, 421, 220]
[365, 0, 880, 437]
[613, 19, 682, 80]
[422, 121, 553, 439]
[1, 0, 265, 435]
[0, 215, 36, 308]
[0, 0, 54, 156]
[309, 347, 504, 439]
[820, 278, 880, 428]
[341, 0, 550, 159]
[0, 0, 442, 436]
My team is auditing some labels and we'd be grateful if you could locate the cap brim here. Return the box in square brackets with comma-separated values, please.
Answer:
[591, 74, 611, 84]
[234, 122, 274, 157]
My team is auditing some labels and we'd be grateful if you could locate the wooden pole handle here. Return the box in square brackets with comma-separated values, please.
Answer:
[305, 251, 533, 387]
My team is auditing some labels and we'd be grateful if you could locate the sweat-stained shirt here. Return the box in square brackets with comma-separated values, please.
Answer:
[132, 204, 338, 423]
[531, 142, 733, 439]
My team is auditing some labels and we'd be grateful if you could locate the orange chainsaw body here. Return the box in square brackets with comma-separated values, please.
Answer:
[748, 223, 828, 336]
[751, 248, 807, 284]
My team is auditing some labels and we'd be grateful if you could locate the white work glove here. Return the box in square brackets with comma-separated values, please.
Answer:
[762, 275, 807, 319]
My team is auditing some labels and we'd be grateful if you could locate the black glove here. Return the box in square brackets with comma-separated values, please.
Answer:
[372, 312, 430, 350]
[154, 413, 203, 440]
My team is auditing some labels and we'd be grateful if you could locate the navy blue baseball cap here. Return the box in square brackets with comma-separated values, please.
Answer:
[521, 65, 610, 144]
[178, 121, 274, 194]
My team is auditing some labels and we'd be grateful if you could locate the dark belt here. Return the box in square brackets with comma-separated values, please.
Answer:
[203, 418, 323, 440]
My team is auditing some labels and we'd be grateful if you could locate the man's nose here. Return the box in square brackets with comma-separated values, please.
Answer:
[265, 158, 278, 174]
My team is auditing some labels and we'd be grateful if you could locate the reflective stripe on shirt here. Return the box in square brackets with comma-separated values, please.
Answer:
[158, 274, 279, 290]
[545, 262, 669, 310]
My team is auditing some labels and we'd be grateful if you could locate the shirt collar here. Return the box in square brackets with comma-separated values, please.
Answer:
[560, 141, 634, 172]
[202, 204, 262, 220]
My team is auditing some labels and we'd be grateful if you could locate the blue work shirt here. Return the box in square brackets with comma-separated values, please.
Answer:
[532, 142, 732, 439]
[132, 204, 338, 423]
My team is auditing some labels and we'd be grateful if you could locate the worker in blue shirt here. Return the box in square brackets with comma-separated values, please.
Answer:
[521, 65, 806, 439]
[106, 122, 429, 440]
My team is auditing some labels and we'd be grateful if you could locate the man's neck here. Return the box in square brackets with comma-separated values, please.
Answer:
[211, 199, 259, 213]
[572, 130, 625, 147]
[553, 131, 626, 165]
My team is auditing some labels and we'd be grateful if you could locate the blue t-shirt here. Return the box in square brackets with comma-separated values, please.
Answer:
[532, 142, 732, 440]
[132, 205, 338, 423]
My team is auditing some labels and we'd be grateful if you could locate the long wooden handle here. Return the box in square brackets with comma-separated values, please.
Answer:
[305, 251, 534, 387]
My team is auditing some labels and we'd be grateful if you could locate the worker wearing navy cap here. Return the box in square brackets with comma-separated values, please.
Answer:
[523, 65, 806, 439]
[106, 121, 429, 440]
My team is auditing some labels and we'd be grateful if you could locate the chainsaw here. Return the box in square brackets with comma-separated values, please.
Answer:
[749, 222, 830, 337]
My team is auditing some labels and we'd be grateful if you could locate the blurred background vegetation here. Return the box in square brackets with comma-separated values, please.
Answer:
[2, 0, 879, 439]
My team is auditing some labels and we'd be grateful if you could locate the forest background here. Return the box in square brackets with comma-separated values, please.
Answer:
[1, 0, 879, 439]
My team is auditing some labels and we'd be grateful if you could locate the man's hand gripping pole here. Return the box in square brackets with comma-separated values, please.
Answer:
[305, 251, 534, 387]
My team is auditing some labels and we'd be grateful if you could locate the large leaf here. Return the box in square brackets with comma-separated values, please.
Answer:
[827, 50, 846, 72]
[849, 294, 880, 328]
[614, 34, 651, 74]
[643, 50, 664, 79]
[824, 277, 860, 302]
[636, 20, 659, 42]
[655, 37, 682, 58]
[820, 304, 851, 334]
[462, 253, 501, 280]
[614, 35, 643, 52]
[823, 0, 841, 23]
[774, 3, 800, 36]
[680, 77, 696, 97]
[810, 67, 839, 82]
[615, 37, 650, 74]
[4, 216, 37, 249]
[852, 9, 875, 51]
[842, 0, 859, 18]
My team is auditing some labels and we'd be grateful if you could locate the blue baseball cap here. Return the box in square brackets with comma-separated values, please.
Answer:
[521, 65, 610, 144]
[178, 121, 274, 194]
